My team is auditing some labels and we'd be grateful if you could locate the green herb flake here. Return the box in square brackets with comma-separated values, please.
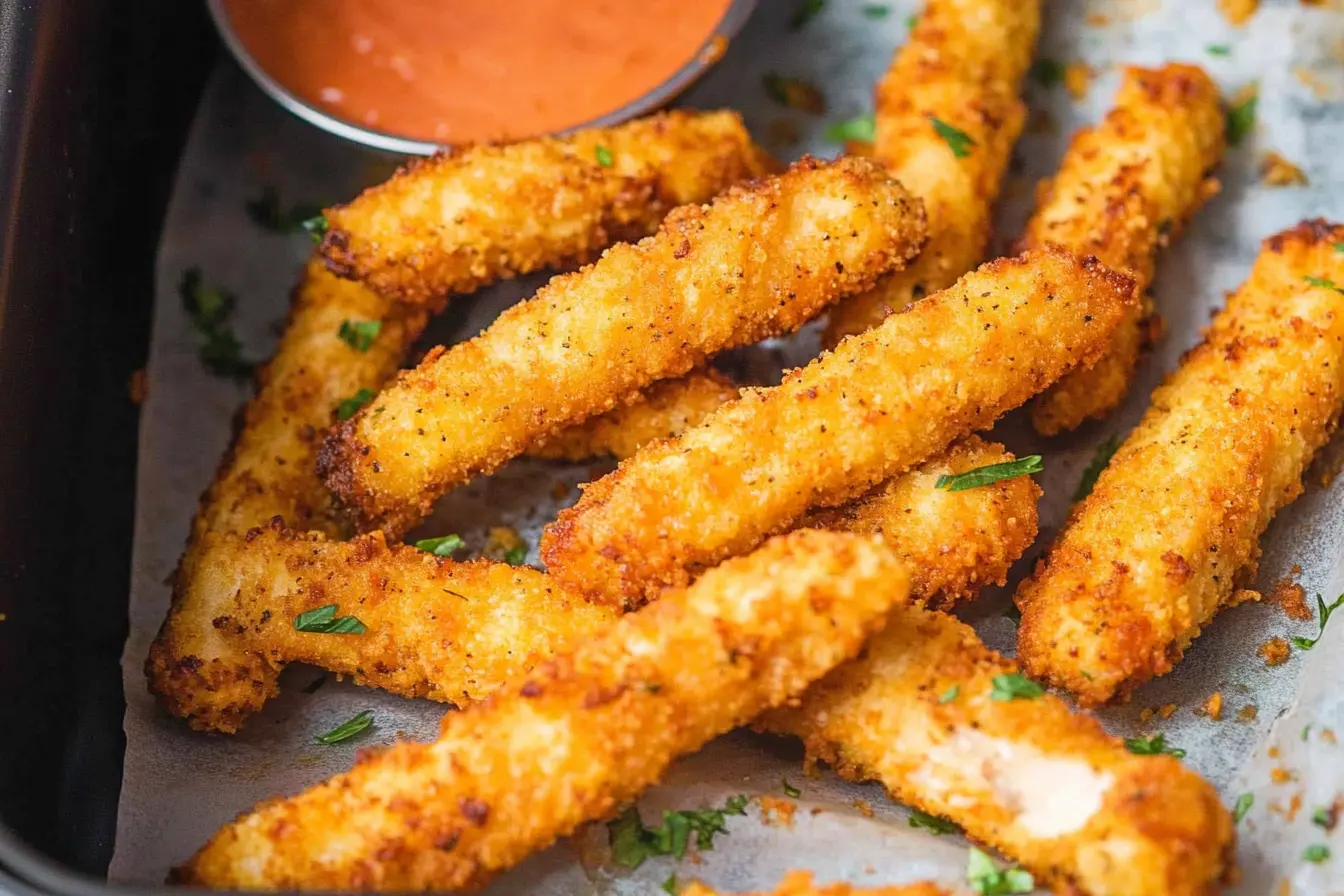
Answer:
[763, 74, 827, 115]
[504, 544, 529, 565]
[302, 213, 329, 243]
[178, 268, 255, 381]
[989, 673, 1044, 702]
[909, 809, 959, 835]
[1292, 592, 1344, 649]
[1207, 44, 1232, 57]
[782, 778, 802, 798]
[315, 710, 374, 745]
[1124, 732, 1187, 758]
[293, 604, 368, 635]
[1031, 58, 1066, 88]
[594, 145, 614, 168]
[607, 796, 749, 869]
[930, 117, 976, 159]
[936, 456, 1043, 492]
[861, 4, 890, 19]
[1334, 242, 1344, 255]
[1225, 92, 1258, 146]
[414, 534, 466, 557]
[245, 186, 324, 234]
[1304, 843, 1331, 864]
[1303, 724, 1313, 741]
[905, 13, 918, 29]
[1304, 276, 1344, 297]
[939, 684, 959, 704]
[966, 847, 1034, 895]
[338, 319, 382, 352]
[1233, 793, 1254, 824]
[790, 0, 825, 30]
[662, 873, 678, 895]
[1312, 806, 1335, 829]
[823, 113, 876, 144]
[336, 387, 377, 421]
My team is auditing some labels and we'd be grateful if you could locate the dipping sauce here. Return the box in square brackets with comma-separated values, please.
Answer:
[224, 0, 734, 144]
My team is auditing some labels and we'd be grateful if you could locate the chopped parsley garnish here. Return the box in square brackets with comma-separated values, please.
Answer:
[1030, 58, 1066, 87]
[302, 213, 329, 243]
[861, 4, 890, 18]
[504, 543, 529, 565]
[1304, 276, 1344, 297]
[966, 847, 1034, 895]
[936, 456, 1043, 492]
[939, 685, 960, 704]
[1312, 805, 1335, 829]
[1304, 844, 1331, 863]
[293, 604, 368, 635]
[414, 534, 465, 557]
[1303, 724, 1313, 741]
[1075, 435, 1120, 501]
[338, 319, 382, 352]
[662, 873, 678, 894]
[1124, 733, 1186, 758]
[594, 145, 614, 168]
[909, 809, 959, 835]
[178, 268, 255, 381]
[1292, 593, 1344, 649]
[1334, 242, 1344, 255]
[315, 710, 374, 745]
[245, 186, 324, 234]
[1207, 44, 1232, 57]
[988, 673, 1043, 702]
[930, 117, 975, 159]
[782, 778, 802, 798]
[1225, 92, 1258, 146]
[336, 388, 377, 421]
[790, 0, 825, 30]
[763, 74, 827, 115]
[905, 13, 918, 29]
[824, 113, 876, 144]
[1233, 793, 1254, 823]
[607, 795, 749, 869]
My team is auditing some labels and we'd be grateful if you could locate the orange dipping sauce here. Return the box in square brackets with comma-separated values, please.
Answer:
[224, 0, 734, 144]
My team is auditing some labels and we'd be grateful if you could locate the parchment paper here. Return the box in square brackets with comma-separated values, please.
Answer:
[115, 1, 1344, 891]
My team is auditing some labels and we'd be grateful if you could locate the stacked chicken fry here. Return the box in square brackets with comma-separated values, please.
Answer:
[143, 3, 1344, 893]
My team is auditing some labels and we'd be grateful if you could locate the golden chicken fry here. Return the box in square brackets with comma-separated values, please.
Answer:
[320, 110, 776, 307]
[685, 871, 951, 896]
[1017, 220, 1344, 704]
[758, 606, 1234, 896]
[176, 531, 912, 891]
[1026, 64, 1225, 435]
[147, 524, 615, 734]
[543, 248, 1135, 608]
[824, 0, 1040, 346]
[321, 156, 928, 538]
[803, 436, 1039, 609]
[527, 368, 739, 462]
[194, 260, 426, 539]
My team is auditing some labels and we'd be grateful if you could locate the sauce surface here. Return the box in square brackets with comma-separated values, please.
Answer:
[225, 0, 733, 144]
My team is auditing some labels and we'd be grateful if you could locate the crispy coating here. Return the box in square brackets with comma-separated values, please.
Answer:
[176, 531, 912, 891]
[803, 436, 1039, 610]
[527, 368, 739, 462]
[758, 606, 1234, 896]
[320, 110, 777, 307]
[195, 260, 426, 539]
[543, 247, 1135, 608]
[321, 156, 928, 538]
[1027, 65, 1226, 435]
[1017, 220, 1344, 704]
[684, 871, 951, 896]
[146, 524, 615, 734]
[823, 0, 1040, 345]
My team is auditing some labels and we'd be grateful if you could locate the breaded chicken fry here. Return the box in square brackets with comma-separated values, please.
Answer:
[803, 436, 1039, 609]
[543, 248, 1134, 608]
[1027, 64, 1225, 435]
[176, 531, 911, 891]
[758, 607, 1234, 896]
[147, 525, 615, 734]
[321, 157, 928, 537]
[320, 110, 776, 307]
[527, 368, 739, 462]
[1017, 220, 1344, 704]
[685, 871, 951, 896]
[823, 0, 1040, 345]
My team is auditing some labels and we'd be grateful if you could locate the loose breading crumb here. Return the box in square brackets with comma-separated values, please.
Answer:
[1270, 766, 1294, 784]
[1202, 692, 1224, 720]
[1261, 152, 1309, 187]
[759, 797, 798, 829]
[1064, 62, 1095, 99]
[1258, 637, 1292, 666]
[1159, 703, 1178, 719]
[1238, 705, 1259, 722]
[1293, 67, 1334, 100]
[1269, 579, 1314, 620]
[1140, 707, 1156, 722]
[483, 526, 524, 561]
[1323, 728, 1338, 745]
[128, 368, 148, 405]
[852, 799, 874, 818]
[1218, 0, 1259, 26]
